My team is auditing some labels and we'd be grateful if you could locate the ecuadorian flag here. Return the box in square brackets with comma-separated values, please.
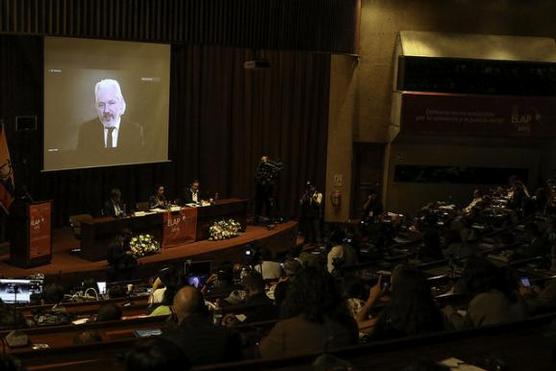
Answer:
[0, 124, 14, 213]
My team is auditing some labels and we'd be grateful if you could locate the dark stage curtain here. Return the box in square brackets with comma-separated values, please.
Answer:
[0, 35, 330, 227]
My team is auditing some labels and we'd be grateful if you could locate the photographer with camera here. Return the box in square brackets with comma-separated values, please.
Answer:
[106, 228, 137, 282]
[200, 264, 236, 298]
[254, 155, 283, 222]
[300, 181, 323, 244]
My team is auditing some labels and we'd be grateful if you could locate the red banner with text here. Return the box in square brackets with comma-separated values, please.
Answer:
[28, 202, 52, 259]
[162, 207, 198, 248]
[400, 92, 556, 137]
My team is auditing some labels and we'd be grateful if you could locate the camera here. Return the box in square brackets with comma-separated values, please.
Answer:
[256, 159, 284, 185]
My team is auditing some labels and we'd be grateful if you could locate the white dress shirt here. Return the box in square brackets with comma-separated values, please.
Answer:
[191, 190, 199, 203]
[113, 202, 123, 217]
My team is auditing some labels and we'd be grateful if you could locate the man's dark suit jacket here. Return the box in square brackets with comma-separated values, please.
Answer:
[77, 118, 144, 153]
[103, 199, 124, 217]
[165, 314, 242, 366]
[182, 188, 201, 205]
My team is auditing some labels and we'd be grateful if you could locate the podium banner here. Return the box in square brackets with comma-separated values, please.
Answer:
[28, 202, 52, 259]
[162, 207, 197, 248]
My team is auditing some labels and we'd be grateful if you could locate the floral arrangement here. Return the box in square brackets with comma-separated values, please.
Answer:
[209, 219, 242, 241]
[128, 234, 160, 258]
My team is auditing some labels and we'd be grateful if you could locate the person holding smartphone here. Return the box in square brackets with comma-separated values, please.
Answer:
[443, 257, 525, 330]
[519, 276, 556, 316]
[355, 275, 384, 332]
[357, 266, 444, 340]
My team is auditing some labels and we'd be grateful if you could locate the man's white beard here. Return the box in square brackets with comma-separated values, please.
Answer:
[100, 115, 122, 128]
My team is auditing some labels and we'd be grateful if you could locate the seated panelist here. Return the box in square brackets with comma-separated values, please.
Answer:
[149, 185, 168, 209]
[183, 180, 201, 205]
[103, 188, 125, 217]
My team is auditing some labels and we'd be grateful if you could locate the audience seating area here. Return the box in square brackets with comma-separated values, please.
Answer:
[3, 180, 556, 370]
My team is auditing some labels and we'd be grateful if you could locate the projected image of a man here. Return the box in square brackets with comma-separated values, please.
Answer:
[78, 79, 144, 153]
[96, 79, 126, 138]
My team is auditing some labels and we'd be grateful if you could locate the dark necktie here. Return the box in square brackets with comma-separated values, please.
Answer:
[107, 127, 115, 148]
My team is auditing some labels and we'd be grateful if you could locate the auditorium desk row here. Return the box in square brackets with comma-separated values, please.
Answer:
[5, 312, 556, 370]
[16, 296, 151, 320]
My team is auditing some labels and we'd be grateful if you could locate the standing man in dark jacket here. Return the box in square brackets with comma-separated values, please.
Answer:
[254, 155, 283, 222]
[300, 181, 323, 244]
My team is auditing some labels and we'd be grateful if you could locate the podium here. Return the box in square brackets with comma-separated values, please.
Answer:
[9, 200, 52, 268]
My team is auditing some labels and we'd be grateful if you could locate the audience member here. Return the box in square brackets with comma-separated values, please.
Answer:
[0, 355, 25, 371]
[259, 267, 358, 358]
[237, 271, 277, 323]
[403, 359, 451, 371]
[165, 286, 242, 365]
[418, 226, 443, 261]
[463, 189, 484, 214]
[149, 266, 179, 305]
[521, 279, 556, 316]
[524, 223, 549, 258]
[254, 247, 282, 280]
[41, 282, 66, 305]
[444, 257, 525, 329]
[106, 228, 137, 282]
[327, 229, 357, 274]
[297, 250, 323, 269]
[201, 264, 236, 297]
[126, 338, 190, 371]
[108, 285, 128, 299]
[343, 276, 367, 321]
[96, 303, 122, 322]
[312, 353, 354, 370]
[365, 266, 445, 340]
[534, 187, 548, 215]
[150, 268, 182, 317]
[442, 229, 476, 261]
[273, 258, 301, 308]
[73, 330, 102, 345]
[0, 299, 26, 329]
[508, 178, 530, 210]
[30, 282, 72, 327]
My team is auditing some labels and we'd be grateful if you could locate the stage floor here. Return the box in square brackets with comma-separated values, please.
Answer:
[0, 221, 298, 279]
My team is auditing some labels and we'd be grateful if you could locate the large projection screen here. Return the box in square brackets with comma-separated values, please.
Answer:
[43, 37, 170, 171]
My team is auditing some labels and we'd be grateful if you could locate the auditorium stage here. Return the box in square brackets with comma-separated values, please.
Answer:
[0, 221, 298, 284]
